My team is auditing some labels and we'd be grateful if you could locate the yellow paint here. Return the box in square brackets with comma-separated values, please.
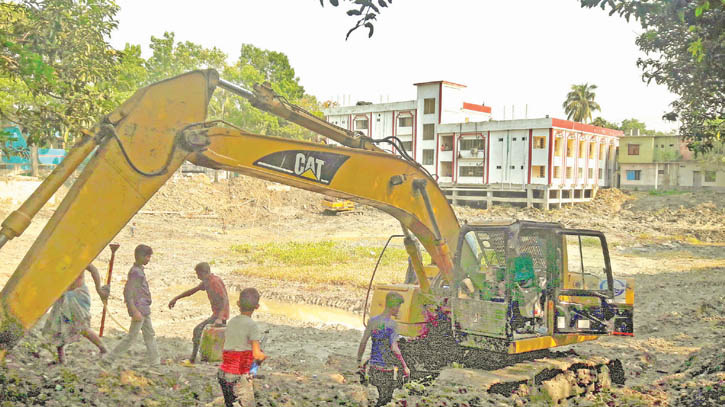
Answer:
[368, 284, 432, 337]
[0, 70, 215, 332]
[509, 334, 600, 354]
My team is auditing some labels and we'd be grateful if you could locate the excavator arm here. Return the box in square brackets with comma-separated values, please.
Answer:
[0, 69, 463, 352]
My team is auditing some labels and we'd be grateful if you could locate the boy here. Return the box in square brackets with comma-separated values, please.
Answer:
[168, 262, 230, 363]
[217, 288, 266, 407]
[43, 264, 110, 364]
[106, 244, 160, 365]
[357, 292, 410, 407]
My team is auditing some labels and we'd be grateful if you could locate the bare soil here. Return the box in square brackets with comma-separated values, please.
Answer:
[0, 175, 723, 406]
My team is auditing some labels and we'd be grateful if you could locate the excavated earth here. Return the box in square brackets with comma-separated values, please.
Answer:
[0, 174, 723, 406]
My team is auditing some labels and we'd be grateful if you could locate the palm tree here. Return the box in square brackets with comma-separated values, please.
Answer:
[562, 83, 601, 123]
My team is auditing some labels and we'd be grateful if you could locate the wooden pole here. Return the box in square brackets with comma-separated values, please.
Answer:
[99, 243, 120, 337]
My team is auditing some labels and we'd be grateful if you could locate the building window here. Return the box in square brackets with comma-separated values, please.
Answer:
[355, 119, 368, 130]
[579, 141, 585, 158]
[401, 141, 413, 153]
[424, 98, 436, 114]
[669, 144, 674, 147]
[460, 138, 484, 151]
[567, 139, 574, 157]
[554, 166, 561, 178]
[440, 161, 453, 177]
[423, 124, 435, 140]
[460, 166, 484, 177]
[599, 146, 605, 160]
[626, 170, 641, 181]
[628, 144, 640, 155]
[598, 168, 603, 179]
[554, 138, 562, 155]
[534, 136, 546, 149]
[398, 116, 412, 127]
[588, 144, 595, 159]
[588, 168, 593, 179]
[705, 171, 716, 182]
[566, 167, 573, 178]
[532, 165, 545, 178]
[658, 169, 665, 175]
[422, 149, 434, 165]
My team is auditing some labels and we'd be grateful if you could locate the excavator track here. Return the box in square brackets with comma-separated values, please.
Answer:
[398, 317, 625, 403]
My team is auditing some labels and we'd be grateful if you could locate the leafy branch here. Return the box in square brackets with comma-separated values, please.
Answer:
[319, 0, 392, 39]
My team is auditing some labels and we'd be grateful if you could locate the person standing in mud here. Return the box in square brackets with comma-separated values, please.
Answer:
[357, 291, 410, 407]
[168, 262, 230, 363]
[43, 264, 110, 364]
[217, 287, 267, 407]
[106, 244, 160, 365]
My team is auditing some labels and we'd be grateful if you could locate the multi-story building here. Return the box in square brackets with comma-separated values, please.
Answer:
[323, 81, 621, 209]
[619, 134, 724, 190]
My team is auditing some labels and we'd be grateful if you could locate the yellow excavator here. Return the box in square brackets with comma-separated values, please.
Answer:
[0, 70, 632, 382]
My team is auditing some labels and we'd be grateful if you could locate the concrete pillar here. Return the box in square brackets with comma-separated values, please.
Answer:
[543, 187, 550, 211]
[557, 189, 563, 209]
[452, 189, 459, 206]
[526, 187, 533, 208]
[487, 190, 493, 209]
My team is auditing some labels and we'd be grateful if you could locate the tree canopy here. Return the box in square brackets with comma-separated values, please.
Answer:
[0, 0, 120, 146]
[580, 0, 724, 152]
[562, 83, 601, 123]
[0, 3, 323, 149]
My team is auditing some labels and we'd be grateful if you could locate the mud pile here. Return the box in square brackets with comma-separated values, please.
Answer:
[141, 174, 329, 227]
[455, 189, 725, 244]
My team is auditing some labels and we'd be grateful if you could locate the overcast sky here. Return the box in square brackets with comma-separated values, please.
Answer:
[110, 0, 678, 132]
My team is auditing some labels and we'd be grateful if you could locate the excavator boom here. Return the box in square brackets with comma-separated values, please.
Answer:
[0, 70, 461, 352]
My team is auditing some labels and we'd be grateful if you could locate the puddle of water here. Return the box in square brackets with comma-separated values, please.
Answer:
[259, 299, 364, 330]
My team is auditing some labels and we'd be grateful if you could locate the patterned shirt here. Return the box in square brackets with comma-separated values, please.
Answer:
[124, 265, 152, 317]
[199, 273, 230, 320]
[368, 314, 399, 368]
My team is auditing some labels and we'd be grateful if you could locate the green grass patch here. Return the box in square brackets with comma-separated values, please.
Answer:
[230, 240, 414, 287]
[648, 189, 687, 196]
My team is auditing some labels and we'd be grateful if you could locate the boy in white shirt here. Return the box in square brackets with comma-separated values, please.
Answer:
[217, 288, 267, 407]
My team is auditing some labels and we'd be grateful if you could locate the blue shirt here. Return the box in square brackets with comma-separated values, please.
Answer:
[368, 314, 399, 367]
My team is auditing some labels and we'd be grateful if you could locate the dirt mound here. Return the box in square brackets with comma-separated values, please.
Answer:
[141, 174, 328, 227]
[666, 345, 725, 407]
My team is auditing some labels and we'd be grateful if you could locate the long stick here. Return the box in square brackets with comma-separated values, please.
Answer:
[99, 243, 120, 337]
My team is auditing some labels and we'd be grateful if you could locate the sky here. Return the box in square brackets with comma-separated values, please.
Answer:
[109, 0, 678, 132]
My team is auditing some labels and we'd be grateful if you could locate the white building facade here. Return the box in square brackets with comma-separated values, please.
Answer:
[323, 81, 621, 209]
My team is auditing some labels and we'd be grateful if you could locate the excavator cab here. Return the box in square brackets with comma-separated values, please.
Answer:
[449, 220, 633, 354]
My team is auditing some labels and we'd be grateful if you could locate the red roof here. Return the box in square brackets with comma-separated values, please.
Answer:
[462, 102, 492, 114]
[413, 80, 467, 88]
[551, 118, 623, 138]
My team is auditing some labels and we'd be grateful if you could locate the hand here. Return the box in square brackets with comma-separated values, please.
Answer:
[213, 318, 223, 326]
[168, 299, 176, 309]
[131, 310, 143, 322]
[98, 285, 110, 302]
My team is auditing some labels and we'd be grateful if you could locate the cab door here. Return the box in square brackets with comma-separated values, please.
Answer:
[555, 231, 633, 336]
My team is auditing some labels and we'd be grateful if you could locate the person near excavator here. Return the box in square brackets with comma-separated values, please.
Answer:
[105, 244, 160, 365]
[42, 264, 110, 364]
[168, 262, 230, 363]
[217, 287, 267, 407]
[357, 291, 410, 407]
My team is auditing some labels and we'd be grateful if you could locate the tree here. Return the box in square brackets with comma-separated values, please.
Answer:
[217, 44, 322, 141]
[145, 32, 227, 84]
[562, 83, 601, 123]
[592, 117, 620, 129]
[580, 0, 724, 152]
[319, 0, 393, 39]
[0, 0, 121, 147]
[620, 118, 648, 136]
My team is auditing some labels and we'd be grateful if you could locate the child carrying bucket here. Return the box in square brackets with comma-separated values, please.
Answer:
[168, 262, 230, 363]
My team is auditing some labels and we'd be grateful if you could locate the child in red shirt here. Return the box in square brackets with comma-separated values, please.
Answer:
[217, 288, 266, 407]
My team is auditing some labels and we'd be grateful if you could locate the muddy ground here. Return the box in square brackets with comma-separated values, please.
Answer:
[0, 174, 723, 406]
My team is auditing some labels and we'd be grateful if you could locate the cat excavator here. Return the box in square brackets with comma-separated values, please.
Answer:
[0, 70, 632, 390]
